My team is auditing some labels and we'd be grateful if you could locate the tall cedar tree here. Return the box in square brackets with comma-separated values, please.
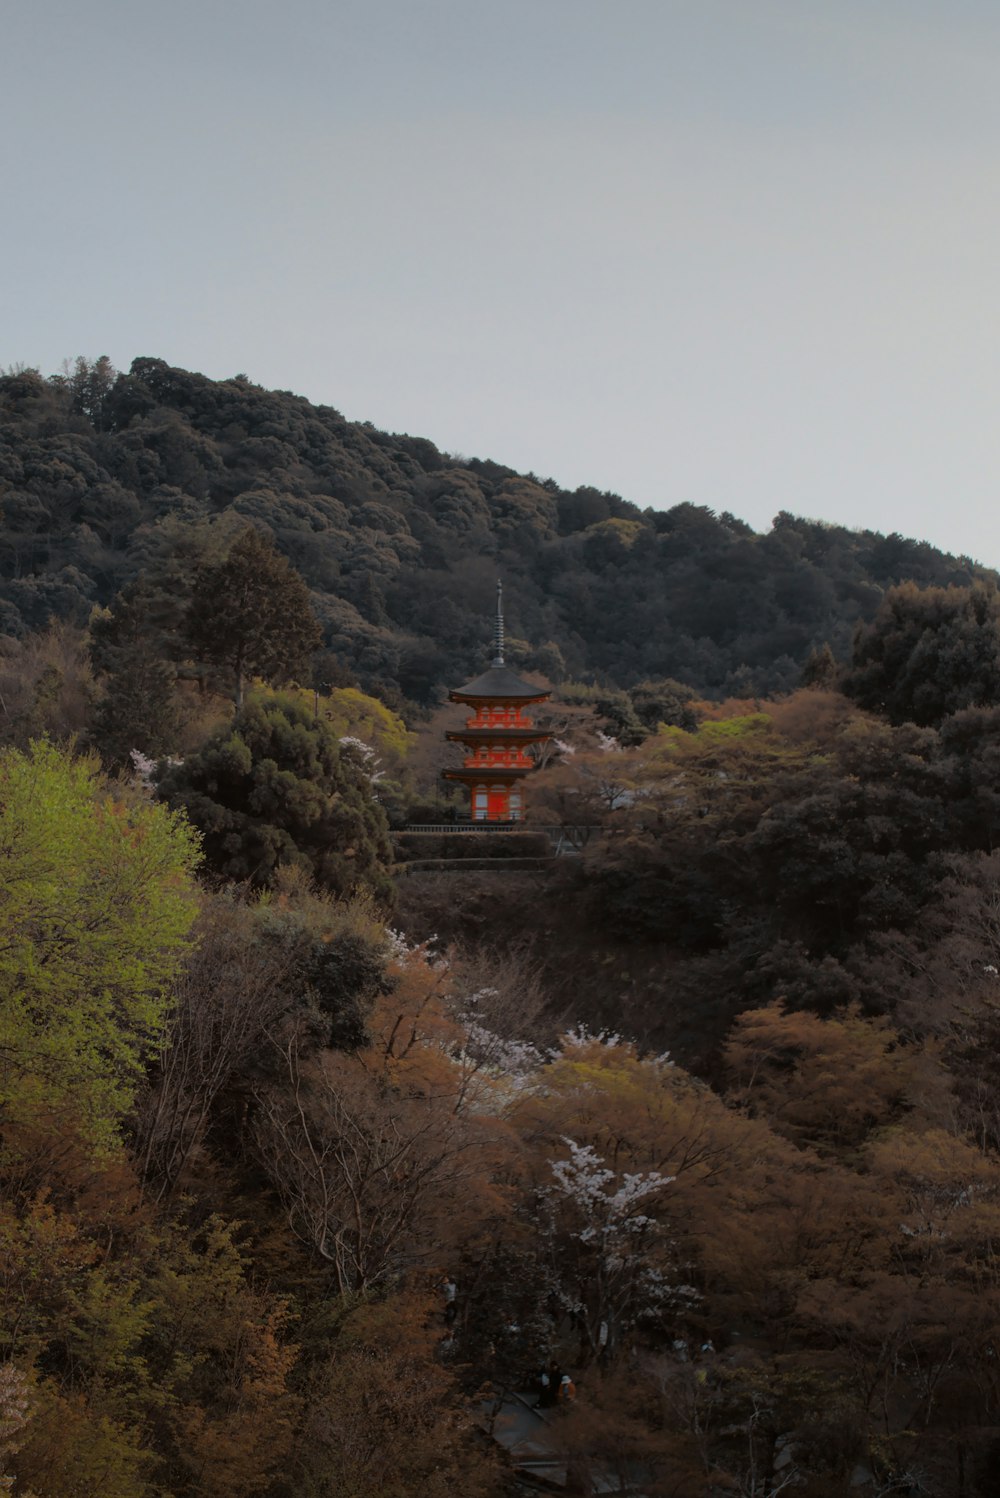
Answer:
[185, 528, 322, 706]
[90, 576, 180, 767]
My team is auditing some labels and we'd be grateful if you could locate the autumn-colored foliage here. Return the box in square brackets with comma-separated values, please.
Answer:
[10, 648, 1000, 1496]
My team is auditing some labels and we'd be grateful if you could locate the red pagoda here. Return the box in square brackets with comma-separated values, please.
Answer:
[442, 583, 551, 822]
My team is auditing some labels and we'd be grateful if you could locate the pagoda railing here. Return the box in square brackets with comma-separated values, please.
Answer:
[402, 821, 522, 832]
[399, 823, 605, 851]
[462, 753, 534, 768]
[465, 712, 534, 728]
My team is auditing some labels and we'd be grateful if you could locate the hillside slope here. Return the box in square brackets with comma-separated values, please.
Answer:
[0, 357, 989, 703]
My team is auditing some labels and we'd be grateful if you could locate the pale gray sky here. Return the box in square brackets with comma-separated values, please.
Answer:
[4, 1, 1000, 563]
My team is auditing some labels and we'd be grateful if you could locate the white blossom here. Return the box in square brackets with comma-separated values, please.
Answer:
[339, 735, 385, 782]
[130, 748, 157, 784]
[458, 1019, 544, 1081]
[461, 985, 500, 1008]
[129, 748, 181, 792]
[549, 1139, 674, 1233]
[383, 928, 445, 967]
[552, 1023, 623, 1056]
[538, 1139, 690, 1357]
[0, 1362, 33, 1492]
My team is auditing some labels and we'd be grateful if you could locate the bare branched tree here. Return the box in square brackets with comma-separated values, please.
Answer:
[252, 1021, 501, 1294]
[135, 897, 294, 1199]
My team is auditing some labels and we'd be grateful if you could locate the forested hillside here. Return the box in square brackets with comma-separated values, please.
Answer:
[0, 357, 990, 705]
[8, 357, 1000, 1495]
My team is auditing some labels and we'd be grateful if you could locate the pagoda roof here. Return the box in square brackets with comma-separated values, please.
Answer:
[445, 727, 548, 743]
[449, 665, 550, 702]
[442, 765, 534, 782]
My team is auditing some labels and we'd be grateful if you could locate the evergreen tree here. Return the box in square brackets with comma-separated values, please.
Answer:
[845, 581, 1000, 725]
[184, 527, 322, 706]
[800, 641, 838, 688]
[159, 692, 393, 901]
[90, 576, 181, 767]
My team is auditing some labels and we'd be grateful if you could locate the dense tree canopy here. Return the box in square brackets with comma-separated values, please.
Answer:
[845, 581, 1000, 725]
[6, 713, 1000, 1492]
[158, 691, 393, 900]
[0, 358, 991, 707]
[8, 354, 1000, 1495]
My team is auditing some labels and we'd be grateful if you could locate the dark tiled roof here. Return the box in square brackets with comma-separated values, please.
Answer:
[449, 666, 551, 701]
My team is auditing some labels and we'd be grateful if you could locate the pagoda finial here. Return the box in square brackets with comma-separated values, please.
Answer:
[492, 578, 505, 667]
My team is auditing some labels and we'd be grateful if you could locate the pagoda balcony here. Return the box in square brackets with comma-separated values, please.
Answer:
[459, 751, 535, 769]
[464, 710, 535, 729]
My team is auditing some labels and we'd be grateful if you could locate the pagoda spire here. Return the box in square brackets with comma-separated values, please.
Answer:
[491, 578, 505, 667]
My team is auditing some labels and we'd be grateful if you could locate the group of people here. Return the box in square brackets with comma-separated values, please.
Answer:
[533, 1359, 576, 1409]
[437, 1276, 579, 1406]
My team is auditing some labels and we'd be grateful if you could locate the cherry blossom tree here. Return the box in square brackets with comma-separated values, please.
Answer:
[537, 1136, 689, 1363]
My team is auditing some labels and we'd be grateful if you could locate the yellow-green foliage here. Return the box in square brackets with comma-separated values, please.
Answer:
[584, 517, 645, 548]
[0, 741, 201, 1148]
[254, 685, 412, 765]
[652, 712, 827, 778]
[14, 1384, 150, 1498]
[322, 686, 412, 762]
[1, 1178, 300, 1498]
[656, 712, 772, 747]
